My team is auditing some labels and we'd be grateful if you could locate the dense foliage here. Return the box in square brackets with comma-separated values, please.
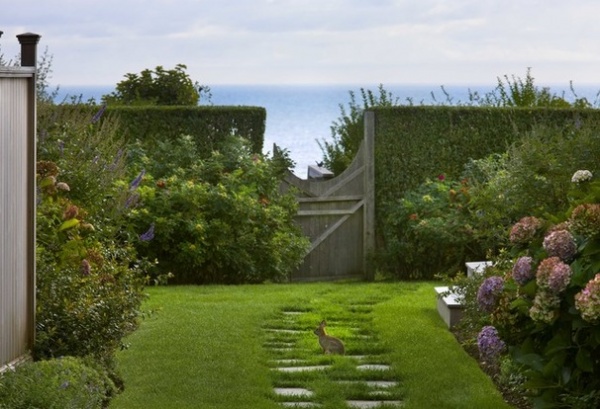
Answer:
[456, 173, 600, 408]
[102, 64, 201, 105]
[126, 135, 310, 284]
[0, 357, 116, 409]
[378, 175, 482, 278]
[35, 104, 147, 365]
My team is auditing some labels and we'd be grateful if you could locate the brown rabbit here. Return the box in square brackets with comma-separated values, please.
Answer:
[314, 320, 345, 355]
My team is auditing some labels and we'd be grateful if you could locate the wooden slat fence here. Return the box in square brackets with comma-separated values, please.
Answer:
[0, 32, 39, 372]
[280, 112, 376, 281]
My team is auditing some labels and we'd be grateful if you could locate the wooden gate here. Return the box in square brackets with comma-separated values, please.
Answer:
[281, 112, 375, 281]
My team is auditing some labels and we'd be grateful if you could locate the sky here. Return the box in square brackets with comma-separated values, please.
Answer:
[2, 0, 600, 87]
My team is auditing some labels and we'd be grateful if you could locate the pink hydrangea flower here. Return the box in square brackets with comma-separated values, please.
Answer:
[543, 229, 577, 261]
[570, 203, 600, 239]
[536, 257, 572, 293]
[510, 216, 543, 245]
[512, 256, 534, 285]
[575, 273, 600, 322]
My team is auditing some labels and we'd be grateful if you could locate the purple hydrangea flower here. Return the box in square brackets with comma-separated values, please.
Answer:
[575, 273, 600, 322]
[477, 276, 504, 313]
[139, 223, 155, 242]
[536, 257, 572, 294]
[477, 326, 506, 362]
[509, 216, 542, 245]
[543, 229, 577, 261]
[512, 256, 534, 285]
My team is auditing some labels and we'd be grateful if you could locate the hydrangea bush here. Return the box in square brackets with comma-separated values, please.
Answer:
[468, 171, 600, 407]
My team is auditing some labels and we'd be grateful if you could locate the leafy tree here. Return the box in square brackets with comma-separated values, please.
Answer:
[102, 64, 202, 105]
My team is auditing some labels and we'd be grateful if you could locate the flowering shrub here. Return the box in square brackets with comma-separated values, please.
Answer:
[465, 170, 600, 407]
[379, 176, 481, 279]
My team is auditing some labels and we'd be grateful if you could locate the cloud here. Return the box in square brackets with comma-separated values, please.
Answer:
[2, 0, 600, 85]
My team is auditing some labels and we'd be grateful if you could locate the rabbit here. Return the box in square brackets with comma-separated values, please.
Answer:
[314, 320, 345, 355]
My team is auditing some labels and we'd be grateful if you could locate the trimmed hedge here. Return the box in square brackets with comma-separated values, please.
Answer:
[45, 104, 266, 155]
[371, 106, 600, 270]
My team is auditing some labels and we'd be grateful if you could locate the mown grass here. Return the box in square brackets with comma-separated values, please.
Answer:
[109, 282, 513, 409]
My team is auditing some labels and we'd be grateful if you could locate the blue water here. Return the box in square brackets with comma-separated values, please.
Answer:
[54, 83, 600, 177]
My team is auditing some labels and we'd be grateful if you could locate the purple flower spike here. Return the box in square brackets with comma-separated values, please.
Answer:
[91, 104, 107, 123]
[130, 170, 146, 190]
[139, 223, 155, 242]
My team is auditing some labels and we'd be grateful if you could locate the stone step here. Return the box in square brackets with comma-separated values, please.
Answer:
[346, 400, 403, 408]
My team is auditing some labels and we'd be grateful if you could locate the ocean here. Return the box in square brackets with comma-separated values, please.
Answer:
[54, 83, 600, 178]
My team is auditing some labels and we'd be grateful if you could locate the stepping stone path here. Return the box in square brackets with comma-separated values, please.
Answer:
[265, 308, 404, 408]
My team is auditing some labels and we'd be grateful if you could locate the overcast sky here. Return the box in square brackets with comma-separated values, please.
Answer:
[2, 0, 600, 87]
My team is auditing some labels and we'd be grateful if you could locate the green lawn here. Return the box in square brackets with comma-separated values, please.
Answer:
[109, 282, 513, 409]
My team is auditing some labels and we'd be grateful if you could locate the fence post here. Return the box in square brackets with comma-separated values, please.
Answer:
[18, 32, 40, 354]
[363, 111, 376, 281]
[17, 33, 41, 67]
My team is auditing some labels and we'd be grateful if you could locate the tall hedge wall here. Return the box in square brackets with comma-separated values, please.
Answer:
[44, 104, 266, 155]
[371, 105, 600, 254]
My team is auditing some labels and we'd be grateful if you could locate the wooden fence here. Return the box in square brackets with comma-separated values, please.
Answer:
[281, 112, 376, 281]
[0, 32, 40, 371]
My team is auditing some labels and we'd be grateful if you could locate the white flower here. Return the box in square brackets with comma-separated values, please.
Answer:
[571, 170, 593, 183]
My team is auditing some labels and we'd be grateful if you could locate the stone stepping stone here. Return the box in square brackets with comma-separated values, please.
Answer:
[346, 400, 403, 408]
[346, 355, 368, 361]
[265, 342, 296, 348]
[266, 329, 303, 334]
[273, 365, 330, 372]
[282, 311, 304, 315]
[357, 364, 391, 371]
[274, 387, 314, 398]
[365, 381, 398, 389]
[336, 380, 398, 389]
[273, 359, 307, 365]
[280, 402, 320, 408]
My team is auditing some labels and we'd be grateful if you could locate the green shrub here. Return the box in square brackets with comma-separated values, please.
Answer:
[128, 135, 310, 284]
[378, 175, 482, 279]
[0, 357, 116, 409]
